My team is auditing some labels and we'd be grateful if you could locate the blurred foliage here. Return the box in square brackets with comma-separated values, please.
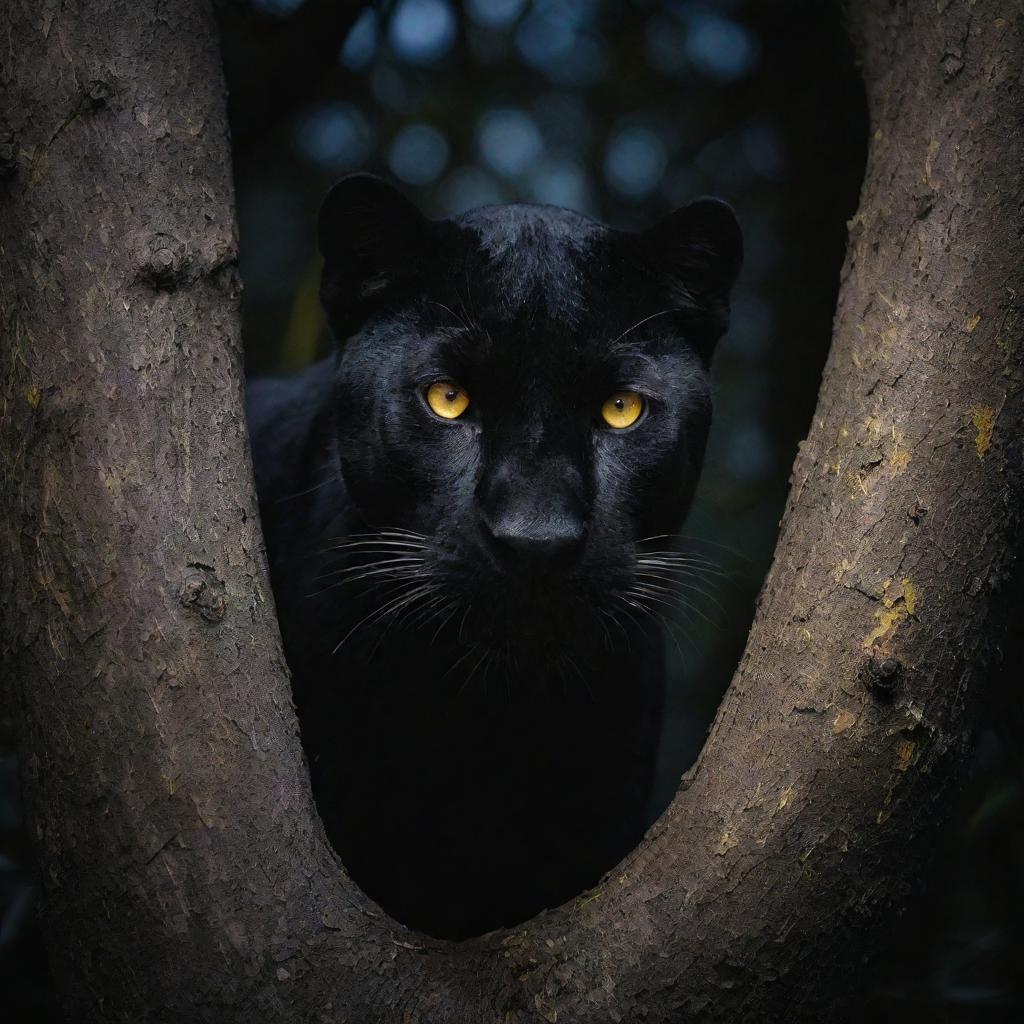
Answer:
[2, 1, 1021, 1020]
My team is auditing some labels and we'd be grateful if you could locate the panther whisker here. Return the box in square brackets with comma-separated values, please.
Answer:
[275, 474, 340, 503]
[366, 528, 431, 543]
[634, 552, 724, 577]
[634, 564, 721, 592]
[429, 601, 461, 646]
[322, 556, 425, 575]
[310, 571, 426, 598]
[321, 539, 428, 554]
[593, 606, 616, 650]
[314, 555, 426, 581]
[368, 584, 443, 658]
[636, 552, 728, 575]
[457, 645, 493, 697]
[443, 642, 481, 684]
[612, 592, 657, 639]
[332, 581, 439, 654]
[561, 652, 594, 699]
[427, 299, 473, 335]
[401, 591, 449, 633]
[636, 532, 751, 562]
[629, 583, 719, 633]
[607, 308, 680, 349]
[633, 569, 726, 615]
[456, 605, 472, 643]
[596, 604, 631, 650]
[623, 589, 698, 660]
[309, 564, 427, 597]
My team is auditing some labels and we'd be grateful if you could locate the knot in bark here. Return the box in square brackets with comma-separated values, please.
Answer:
[178, 568, 227, 624]
[859, 655, 902, 700]
[135, 232, 189, 291]
[82, 79, 113, 111]
[131, 230, 238, 292]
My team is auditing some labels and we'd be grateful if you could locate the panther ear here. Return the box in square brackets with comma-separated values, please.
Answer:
[644, 197, 743, 308]
[640, 197, 742, 358]
[318, 174, 433, 334]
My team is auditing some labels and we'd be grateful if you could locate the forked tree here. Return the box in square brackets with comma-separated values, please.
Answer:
[1, 1, 1021, 1021]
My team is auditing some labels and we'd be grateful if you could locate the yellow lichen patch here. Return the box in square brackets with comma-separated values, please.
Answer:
[895, 739, 918, 772]
[878, 292, 909, 321]
[864, 607, 906, 649]
[778, 787, 795, 810]
[715, 830, 739, 855]
[879, 326, 899, 347]
[25, 385, 41, 409]
[865, 578, 919, 649]
[901, 578, 919, 616]
[970, 405, 996, 460]
[832, 709, 858, 735]
[100, 467, 121, 497]
[877, 793, 893, 825]
[963, 313, 982, 333]
[846, 470, 869, 497]
[889, 448, 911, 474]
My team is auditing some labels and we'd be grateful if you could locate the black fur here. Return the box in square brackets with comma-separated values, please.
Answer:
[247, 175, 741, 939]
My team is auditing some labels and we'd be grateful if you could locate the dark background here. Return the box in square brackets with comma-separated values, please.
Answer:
[2, 1, 1021, 1019]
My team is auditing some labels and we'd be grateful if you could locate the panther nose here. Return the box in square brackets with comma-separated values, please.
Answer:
[482, 514, 586, 569]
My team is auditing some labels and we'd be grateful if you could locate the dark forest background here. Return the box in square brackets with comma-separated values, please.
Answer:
[2, 1, 1022, 1019]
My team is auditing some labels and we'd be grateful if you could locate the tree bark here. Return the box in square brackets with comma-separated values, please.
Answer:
[1, 1, 1022, 1022]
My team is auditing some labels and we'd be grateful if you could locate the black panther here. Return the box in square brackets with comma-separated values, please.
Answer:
[246, 174, 741, 939]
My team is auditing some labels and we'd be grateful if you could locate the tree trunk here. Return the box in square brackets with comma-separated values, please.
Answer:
[1, 1, 1021, 1021]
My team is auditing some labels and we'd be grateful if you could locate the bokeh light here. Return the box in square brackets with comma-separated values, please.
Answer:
[339, 8, 379, 70]
[388, 0, 458, 65]
[294, 101, 373, 170]
[388, 122, 450, 185]
[604, 125, 669, 198]
[477, 107, 544, 178]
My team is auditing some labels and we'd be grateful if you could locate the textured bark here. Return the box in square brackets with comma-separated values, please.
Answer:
[1, 1, 1022, 1022]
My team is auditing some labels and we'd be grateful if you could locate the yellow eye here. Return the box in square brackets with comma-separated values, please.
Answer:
[425, 380, 470, 420]
[600, 390, 645, 429]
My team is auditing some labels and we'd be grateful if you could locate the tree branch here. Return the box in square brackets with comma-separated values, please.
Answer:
[1, 1, 1021, 1021]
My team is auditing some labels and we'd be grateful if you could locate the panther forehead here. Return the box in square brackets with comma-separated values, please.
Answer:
[455, 203, 604, 256]
[453, 204, 607, 321]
